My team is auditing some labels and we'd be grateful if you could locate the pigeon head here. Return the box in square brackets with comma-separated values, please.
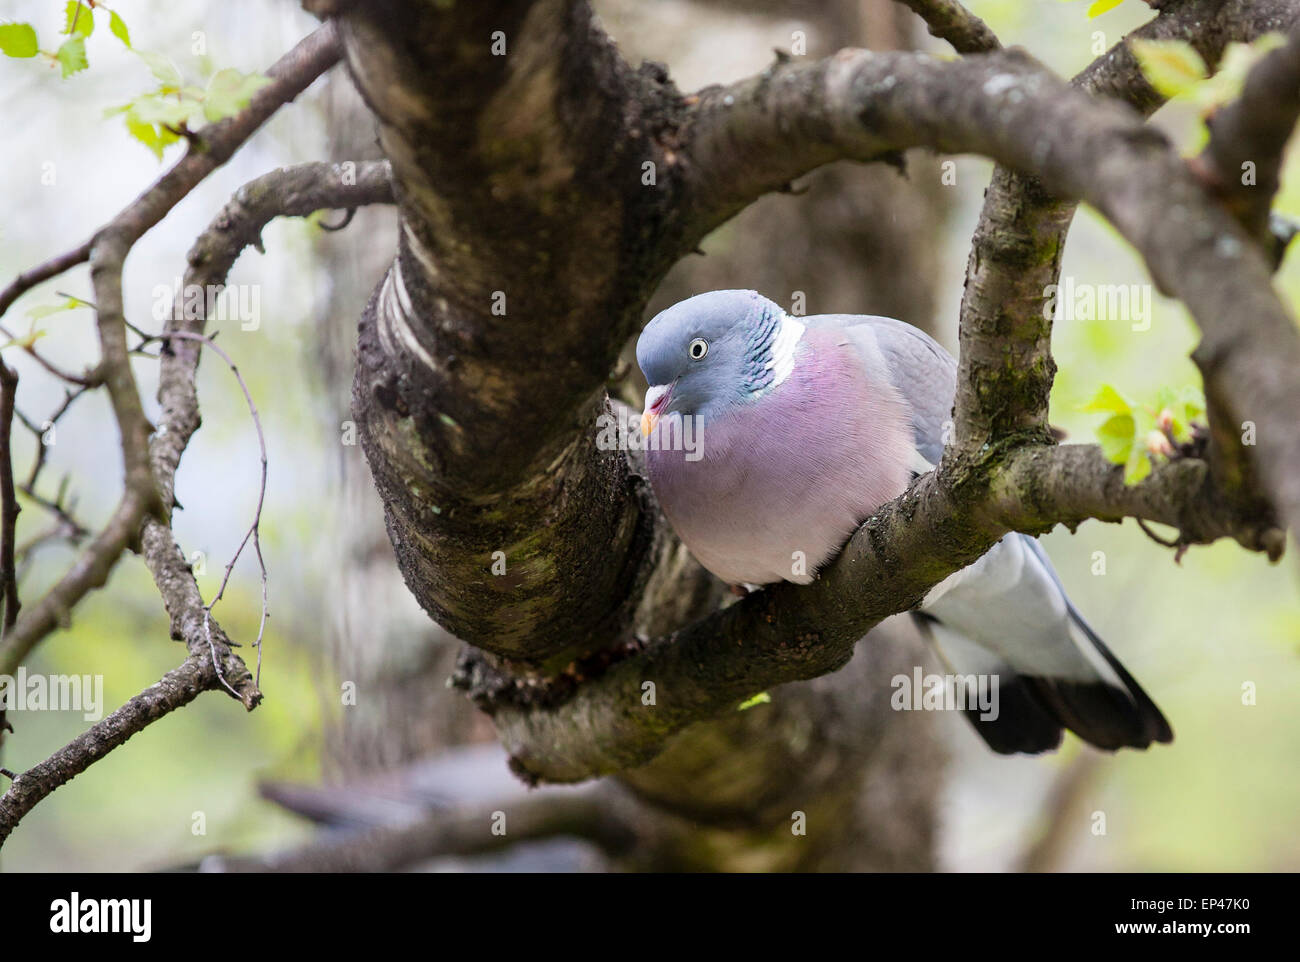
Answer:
[636, 290, 798, 435]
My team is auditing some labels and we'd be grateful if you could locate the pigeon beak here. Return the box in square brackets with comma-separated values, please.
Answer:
[641, 383, 673, 436]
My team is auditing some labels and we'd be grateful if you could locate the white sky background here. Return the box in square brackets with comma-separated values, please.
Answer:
[0, 0, 340, 607]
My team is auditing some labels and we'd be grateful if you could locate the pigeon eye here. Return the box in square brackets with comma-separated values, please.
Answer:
[688, 338, 709, 360]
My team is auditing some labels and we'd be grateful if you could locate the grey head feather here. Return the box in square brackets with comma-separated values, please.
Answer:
[636, 290, 785, 424]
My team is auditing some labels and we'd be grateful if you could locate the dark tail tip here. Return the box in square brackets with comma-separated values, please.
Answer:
[1065, 614, 1175, 749]
[961, 675, 1064, 755]
[1026, 675, 1172, 751]
[963, 672, 1172, 756]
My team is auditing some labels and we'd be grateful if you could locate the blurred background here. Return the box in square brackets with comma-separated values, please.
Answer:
[0, 0, 1296, 871]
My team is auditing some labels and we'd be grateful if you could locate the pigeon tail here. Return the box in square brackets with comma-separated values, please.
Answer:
[914, 610, 1174, 756]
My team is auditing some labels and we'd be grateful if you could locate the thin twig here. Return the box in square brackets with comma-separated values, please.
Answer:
[16, 482, 88, 543]
[153, 330, 270, 691]
[0, 651, 244, 845]
[1135, 517, 1182, 549]
[0, 24, 341, 679]
[15, 518, 86, 569]
[0, 241, 96, 386]
[0, 361, 20, 638]
[17, 383, 91, 494]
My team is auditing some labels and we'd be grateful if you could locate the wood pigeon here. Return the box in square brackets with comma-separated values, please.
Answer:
[636, 289, 1173, 755]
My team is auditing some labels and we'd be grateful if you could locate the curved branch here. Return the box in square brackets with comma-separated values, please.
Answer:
[1194, 26, 1300, 246]
[336, 0, 685, 665]
[895, 0, 1000, 54]
[492, 442, 1265, 784]
[0, 29, 344, 677]
[952, 0, 1300, 463]
[677, 43, 1300, 533]
[0, 162, 392, 845]
[151, 160, 392, 508]
[139, 163, 392, 695]
[325, 2, 1299, 774]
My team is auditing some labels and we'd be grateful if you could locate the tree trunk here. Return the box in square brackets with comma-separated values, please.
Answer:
[315, 0, 950, 870]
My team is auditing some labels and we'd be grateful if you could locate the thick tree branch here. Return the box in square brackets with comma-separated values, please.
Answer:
[1194, 26, 1300, 247]
[949, 0, 1300, 459]
[337, 0, 690, 666]
[326, 1, 1299, 782]
[490, 441, 1265, 783]
[951, 0, 1298, 493]
[986, 444, 1281, 558]
[1184, 29, 1300, 509]
[678, 43, 1300, 530]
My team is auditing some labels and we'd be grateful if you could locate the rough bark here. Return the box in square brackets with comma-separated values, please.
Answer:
[311, 71, 494, 776]
[310, 0, 949, 871]
[301, 0, 1300, 861]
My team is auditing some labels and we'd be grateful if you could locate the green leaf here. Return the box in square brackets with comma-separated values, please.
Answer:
[1096, 413, 1136, 466]
[25, 297, 84, 321]
[1130, 39, 1207, 99]
[125, 117, 166, 160]
[203, 68, 272, 123]
[1153, 387, 1185, 441]
[62, 2, 93, 38]
[1179, 384, 1206, 424]
[128, 92, 201, 129]
[1, 328, 48, 351]
[1081, 384, 1132, 416]
[737, 692, 771, 711]
[1153, 385, 1179, 411]
[1087, 0, 1124, 17]
[108, 10, 131, 48]
[55, 36, 87, 78]
[1124, 447, 1152, 485]
[0, 23, 39, 58]
[137, 49, 182, 88]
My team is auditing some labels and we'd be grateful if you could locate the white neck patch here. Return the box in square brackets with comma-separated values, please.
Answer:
[765, 314, 806, 390]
